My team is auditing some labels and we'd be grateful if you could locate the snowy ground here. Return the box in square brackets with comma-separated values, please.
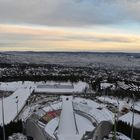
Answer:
[43, 97, 133, 140]
[19, 94, 134, 140]
[73, 97, 114, 123]
[119, 111, 140, 128]
[97, 96, 131, 111]
[42, 96, 114, 139]
[0, 81, 37, 125]
[97, 96, 140, 128]
[44, 113, 94, 139]
[40, 96, 114, 125]
[1, 81, 139, 139]
[35, 81, 89, 93]
[0, 86, 33, 125]
[43, 101, 62, 113]
[0, 81, 35, 92]
[0, 81, 89, 93]
[21, 96, 113, 139]
[0, 81, 89, 125]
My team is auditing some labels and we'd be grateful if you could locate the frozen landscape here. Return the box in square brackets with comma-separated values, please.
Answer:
[0, 52, 139, 140]
[0, 79, 139, 140]
[0, 0, 140, 139]
[0, 81, 88, 124]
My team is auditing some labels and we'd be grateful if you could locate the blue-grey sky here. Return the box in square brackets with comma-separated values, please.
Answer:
[0, 0, 140, 52]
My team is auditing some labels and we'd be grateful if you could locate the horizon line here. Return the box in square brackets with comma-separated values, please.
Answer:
[0, 51, 140, 54]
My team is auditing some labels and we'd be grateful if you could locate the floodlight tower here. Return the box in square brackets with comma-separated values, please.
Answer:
[131, 93, 135, 140]
[1, 92, 6, 140]
[15, 96, 19, 119]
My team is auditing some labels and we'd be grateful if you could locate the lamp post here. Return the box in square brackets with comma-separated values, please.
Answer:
[131, 93, 135, 140]
[1, 93, 6, 140]
[15, 96, 19, 120]
[117, 98, 120, 122]
[113, 113, 117, 140]
[113, 97, 119, 140]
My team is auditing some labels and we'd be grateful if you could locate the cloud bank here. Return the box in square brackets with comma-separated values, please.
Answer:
[0, 0, 140, 52]
[0, 0, 140, 26]
[0, 24, 139, 52]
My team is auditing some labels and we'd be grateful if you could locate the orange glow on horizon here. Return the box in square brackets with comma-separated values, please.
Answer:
[0, 24, 140, 52]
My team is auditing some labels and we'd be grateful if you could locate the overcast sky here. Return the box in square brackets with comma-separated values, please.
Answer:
[0, 0, 140, 52]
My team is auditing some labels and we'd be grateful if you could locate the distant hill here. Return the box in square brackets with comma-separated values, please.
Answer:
[0, 51, 140, 67]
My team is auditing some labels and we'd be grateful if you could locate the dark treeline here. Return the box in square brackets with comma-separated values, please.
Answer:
[0, 120, 23, 140]
[102, 88, 140, 100]
[0, 62, 91, 70]
[0, 63, 61, 68]
[0, 62, 92, 83]
[116, 120, 140, 140]
[0, 75, 88, 83]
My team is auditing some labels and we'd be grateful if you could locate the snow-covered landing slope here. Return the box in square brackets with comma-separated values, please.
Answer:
[0, 87, 33, 125]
